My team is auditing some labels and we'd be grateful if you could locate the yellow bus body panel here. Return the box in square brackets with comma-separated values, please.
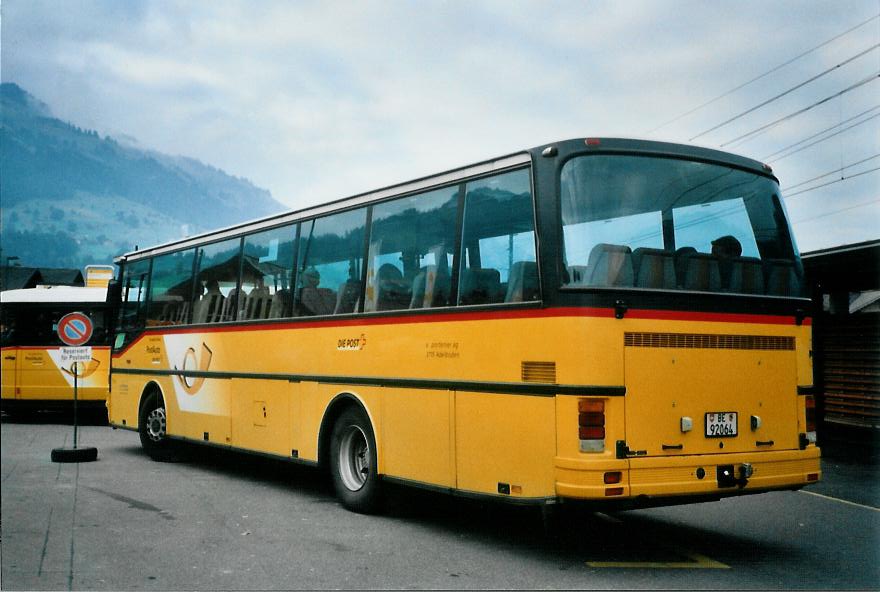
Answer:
[110, 311, 819, 502]
[1, 346, 110, 403]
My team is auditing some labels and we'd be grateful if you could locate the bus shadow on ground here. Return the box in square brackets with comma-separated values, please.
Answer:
[134, 439, 794, 566]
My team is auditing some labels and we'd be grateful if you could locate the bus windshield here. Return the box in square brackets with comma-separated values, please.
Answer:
[560, 154, 805, 297]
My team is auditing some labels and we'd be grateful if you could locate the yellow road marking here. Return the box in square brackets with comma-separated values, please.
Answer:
[799, 490, 880, 512]
[587, 547, 729, 569]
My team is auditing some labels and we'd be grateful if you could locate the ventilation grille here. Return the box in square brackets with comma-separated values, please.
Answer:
[521, 361, 557, 383]
[624, 332, 794, 351]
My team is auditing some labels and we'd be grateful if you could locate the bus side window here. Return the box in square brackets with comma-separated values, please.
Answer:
[458, 168, 538, 305]
[365, 186, 459, 313]
[146, 249, 196, 326]
[295, 209, 367, 317]
[118, 258, 150, 334]
[192, 237, 241, 324]
[242, 225, 297, 320]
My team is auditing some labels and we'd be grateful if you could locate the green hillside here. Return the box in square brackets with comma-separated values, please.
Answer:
[0, 83, 285, 269]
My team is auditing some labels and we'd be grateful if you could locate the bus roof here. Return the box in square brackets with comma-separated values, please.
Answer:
[0, 285, 108, 304]
[116, 137, 774, 263]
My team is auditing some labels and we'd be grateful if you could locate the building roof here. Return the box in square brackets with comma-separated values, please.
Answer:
[802, 239, 880, 293]
[1, 267, 42, 290]
[38, 268, 84, 286]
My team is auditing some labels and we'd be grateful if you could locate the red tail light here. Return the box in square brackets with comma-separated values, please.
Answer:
[805, 395, 816, 433]
[579, 399, 605, 452]
[604, 471, 622, 484]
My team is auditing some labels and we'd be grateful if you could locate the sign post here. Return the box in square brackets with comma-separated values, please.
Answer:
[51, 313, 98, 463]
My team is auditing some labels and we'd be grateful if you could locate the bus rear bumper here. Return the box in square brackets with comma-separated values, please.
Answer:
[555, 447, 821, 501]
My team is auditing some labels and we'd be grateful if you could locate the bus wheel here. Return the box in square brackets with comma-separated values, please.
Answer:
[139, 391, 172, 461]
[330, 406, 381, 513]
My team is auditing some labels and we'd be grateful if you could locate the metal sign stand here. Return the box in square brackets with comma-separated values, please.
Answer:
[51, 313, 98, 463]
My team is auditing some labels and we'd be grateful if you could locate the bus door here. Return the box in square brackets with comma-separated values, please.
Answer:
[622, 335, 800, 457]
[1, 347, 19, 399]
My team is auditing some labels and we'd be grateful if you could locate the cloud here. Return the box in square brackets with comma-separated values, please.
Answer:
[2, 0, 878, 251]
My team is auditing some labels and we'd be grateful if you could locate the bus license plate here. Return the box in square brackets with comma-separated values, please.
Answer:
[705, 412, 738, 437]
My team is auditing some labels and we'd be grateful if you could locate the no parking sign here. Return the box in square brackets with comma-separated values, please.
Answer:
[57, 312, 93, 347]
[51, 311, 99, 463]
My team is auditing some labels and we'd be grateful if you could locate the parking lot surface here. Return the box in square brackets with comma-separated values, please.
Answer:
[2, 414, 878, 590]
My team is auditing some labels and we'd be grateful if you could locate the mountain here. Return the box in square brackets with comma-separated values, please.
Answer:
[0, 82, 286, 270]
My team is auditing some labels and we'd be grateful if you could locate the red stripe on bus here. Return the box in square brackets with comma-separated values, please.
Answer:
[111, 307, 810, 358]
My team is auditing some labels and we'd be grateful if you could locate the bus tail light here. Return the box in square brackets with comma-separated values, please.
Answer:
[805, 395, 817, 444]
[604, 471, 622, 484]
[579, 399, 605, 452]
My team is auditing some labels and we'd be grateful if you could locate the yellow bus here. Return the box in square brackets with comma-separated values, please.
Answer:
[2, 269, 115, 417]
[109, 138, 820, 512]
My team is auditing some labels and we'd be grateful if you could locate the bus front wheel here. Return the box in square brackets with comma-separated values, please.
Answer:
[139, 391, 172, 461]
[330, 406, 381, 513]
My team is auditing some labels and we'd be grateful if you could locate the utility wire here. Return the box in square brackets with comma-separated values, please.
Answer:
[761, 105, 880, 160]
[729, 102, 879, 152]
[783, 154, 880, 191]
[791, 196, 880, 225]
[767, 112, 880, 163]
[718, 72, 880, 147]
[785, 166, 880, 198]
[646, 13, 880, 135]
[689, 44, 880, 141]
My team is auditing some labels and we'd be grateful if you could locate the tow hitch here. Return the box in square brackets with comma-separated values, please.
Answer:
[717, 463, 753, 488]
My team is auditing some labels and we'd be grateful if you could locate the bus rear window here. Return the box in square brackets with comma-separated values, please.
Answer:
[560, 155, 805, 297]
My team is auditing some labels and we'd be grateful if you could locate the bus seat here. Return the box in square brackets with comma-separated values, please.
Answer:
[299, 286, 336, 316]
[764, 258, 800, 297]
[632, 248, 675, 289]
[193, 291, 224, 324]
[505, 261, 539, 302]
[245, 286, 272, 319]
[334, 280, 361, 314]
[459, 268, 502, 305]
[376, 264, 410, 311]
[159, 301, 178, 323]
[410, 266, 451, 309]
[728, 256, 764, 294]
[585, 243, 634, 287]
[220, 288, 240, 322]
[409, 266, 434, 309]
[567, 265, 589, 284]
[269, 289, 293, 318]
[675, 247, 721, 292]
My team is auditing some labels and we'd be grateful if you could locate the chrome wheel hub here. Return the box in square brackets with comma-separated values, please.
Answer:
[146, 407, 166, 442]
[338, 425, 370, 492]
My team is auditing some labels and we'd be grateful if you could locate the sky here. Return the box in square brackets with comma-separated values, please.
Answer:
[1, 0, 878, 253]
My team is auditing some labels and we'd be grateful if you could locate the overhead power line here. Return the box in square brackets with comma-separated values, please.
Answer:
[784, 166, 880, 198]
[718, 72, 880, 147]
[766, 112, 880, 163]
[646, 13, 880, 135]
[761, 105, 880, 160]
[783, 154, 880, 191]
[791, 196, 880, 225]
[689, 44, 880, 141]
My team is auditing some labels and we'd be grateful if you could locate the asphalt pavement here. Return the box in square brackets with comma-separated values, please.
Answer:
[1, 412, 878, 590]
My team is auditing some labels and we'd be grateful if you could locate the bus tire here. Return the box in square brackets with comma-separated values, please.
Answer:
[139, 391, 172, 461]
[330, 406, 381, 513]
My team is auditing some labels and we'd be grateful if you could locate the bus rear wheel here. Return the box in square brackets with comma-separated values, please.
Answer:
[330, 406, 381, 513]
[139, 391, 172, 461]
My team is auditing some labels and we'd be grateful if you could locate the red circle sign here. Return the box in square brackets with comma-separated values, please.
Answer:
[57, 312, 94, 346]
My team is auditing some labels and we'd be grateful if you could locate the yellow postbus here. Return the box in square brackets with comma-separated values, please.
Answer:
[2, 267, 115, 417]
[109, 138, 819, 513]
